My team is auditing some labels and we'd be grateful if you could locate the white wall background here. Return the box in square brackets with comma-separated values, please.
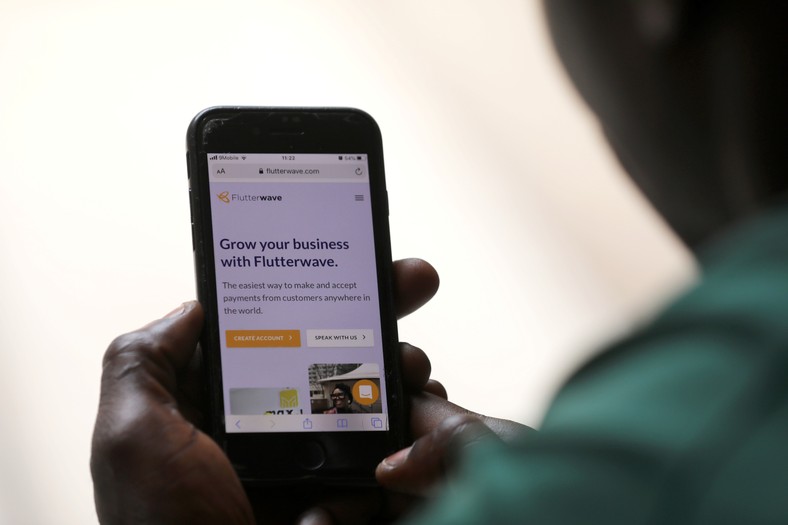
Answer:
[0, 1, 694, 523]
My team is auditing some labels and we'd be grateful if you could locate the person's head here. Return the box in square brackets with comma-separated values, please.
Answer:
[542, 0, 787, 249]
[331, 383, 353, 410]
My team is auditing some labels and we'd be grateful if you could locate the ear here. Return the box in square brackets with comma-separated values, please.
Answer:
[633, 0, 693, 46]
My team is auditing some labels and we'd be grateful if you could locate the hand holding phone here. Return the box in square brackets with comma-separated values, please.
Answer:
[91, 261, 442, 524]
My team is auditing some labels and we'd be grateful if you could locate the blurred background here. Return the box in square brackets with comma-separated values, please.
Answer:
[0, 1, 694, 523]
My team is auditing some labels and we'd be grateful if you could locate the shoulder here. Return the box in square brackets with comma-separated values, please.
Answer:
[409, 204, 788, 524]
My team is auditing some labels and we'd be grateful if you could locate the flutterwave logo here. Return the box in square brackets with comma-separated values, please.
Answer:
[217, 191, 230, 204]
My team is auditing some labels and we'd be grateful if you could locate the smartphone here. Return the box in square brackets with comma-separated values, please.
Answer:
[186, 107, 405, 485]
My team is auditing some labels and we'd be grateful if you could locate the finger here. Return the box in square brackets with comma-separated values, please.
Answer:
[94, 301, 204, 457]
[138, 300, 205, 370]
[393, 258, 439, 319]
[95, 302, 205, 442]
[409, 392, 474, 438]
[376, 414, 497, 496]
[400, 342, 432, 392]
[423, 379, 448, 399]
[297, 488, 383, 525]
[101, 301, 204, 398]
[410, 391, 532, 441]
[297, 507, 334, 525]
[94, 300, 205, 447]
[173, 342, 207, 427]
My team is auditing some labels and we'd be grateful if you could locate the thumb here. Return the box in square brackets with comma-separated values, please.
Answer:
[376, 414, 497, 496]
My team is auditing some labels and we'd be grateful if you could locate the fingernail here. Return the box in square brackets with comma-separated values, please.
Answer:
[297, 508, 332, 525]
[381, 445, 412, 469]
[163, 302, 189, 319]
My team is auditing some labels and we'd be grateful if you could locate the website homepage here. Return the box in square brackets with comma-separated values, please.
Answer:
[207, 154, 388, 433]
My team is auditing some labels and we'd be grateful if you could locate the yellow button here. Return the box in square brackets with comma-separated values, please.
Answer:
[226, 330, 301, 348]
[352, 379, 380, 406]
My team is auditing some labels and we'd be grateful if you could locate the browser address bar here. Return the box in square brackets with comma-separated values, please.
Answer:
[209, 164, 367, 181]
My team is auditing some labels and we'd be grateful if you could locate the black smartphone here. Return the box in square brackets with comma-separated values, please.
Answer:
[186, 107, 405, 485]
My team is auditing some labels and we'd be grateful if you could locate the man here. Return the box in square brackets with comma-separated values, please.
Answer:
[92, 0, 788, 523]
[377, 2, 788, 524]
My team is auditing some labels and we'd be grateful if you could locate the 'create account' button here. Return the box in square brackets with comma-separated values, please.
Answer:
[226, 330, 301, 348]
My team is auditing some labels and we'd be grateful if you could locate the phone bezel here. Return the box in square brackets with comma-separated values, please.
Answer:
[186, 107, 405, 484]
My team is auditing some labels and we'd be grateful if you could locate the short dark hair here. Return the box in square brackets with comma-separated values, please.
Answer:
[332, 383, 353, 403]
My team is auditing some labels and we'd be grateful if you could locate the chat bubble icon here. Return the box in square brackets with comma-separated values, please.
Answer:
[359, 384, 373, 399]
[352, 379, 379, 406]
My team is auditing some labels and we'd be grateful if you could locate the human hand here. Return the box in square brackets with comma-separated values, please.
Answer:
[91, 258, 440, 525]
[375, 393, 532, 497]
[381, 256, 533, 498]
[296, 373, 533, 524]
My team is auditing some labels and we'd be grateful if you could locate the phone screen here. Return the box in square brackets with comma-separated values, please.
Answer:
[206, 153, 389, 434]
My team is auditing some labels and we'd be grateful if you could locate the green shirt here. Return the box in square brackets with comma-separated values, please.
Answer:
[411, 205, 788, 524]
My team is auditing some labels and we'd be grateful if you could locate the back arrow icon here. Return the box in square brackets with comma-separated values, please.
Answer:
[235, 420, 241, 429]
